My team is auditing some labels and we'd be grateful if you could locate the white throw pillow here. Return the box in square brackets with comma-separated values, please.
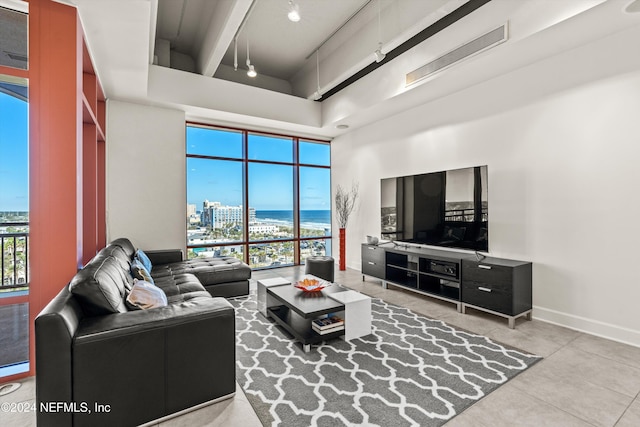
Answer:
[126, 279, 168, 310]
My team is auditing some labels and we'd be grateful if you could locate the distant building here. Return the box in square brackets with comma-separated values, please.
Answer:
[248, 223, 278, 234]
[202, 200, 255, 228]
[186, 204, 200, 225]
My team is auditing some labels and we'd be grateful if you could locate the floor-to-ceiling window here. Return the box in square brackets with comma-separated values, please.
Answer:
[186, 124, 331, 268]
[0, 1, 29, 379]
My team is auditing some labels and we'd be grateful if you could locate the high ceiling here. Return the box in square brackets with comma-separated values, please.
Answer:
[157, 0, 373, 80]
[153, 0, 464, 98]
[51, 0, 640, 138]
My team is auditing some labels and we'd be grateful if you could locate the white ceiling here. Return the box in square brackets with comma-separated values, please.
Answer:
[157, 0, 378, 81]
[154, 0, 461, 97]
[63, 0, 640, 138]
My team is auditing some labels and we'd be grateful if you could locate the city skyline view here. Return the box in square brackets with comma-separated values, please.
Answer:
[186, 125, 332, 268]
[186, 126, 330, 211]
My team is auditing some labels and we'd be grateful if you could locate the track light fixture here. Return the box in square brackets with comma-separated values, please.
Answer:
[246, 37, 257, 78]
[313, 49, 322, 100]
[374, 43, 385, 63]
[374, 0, 386, 63]
[247, 64, 257, 78]
[233, 37, 238, 71]
[288, 1, 301, 22]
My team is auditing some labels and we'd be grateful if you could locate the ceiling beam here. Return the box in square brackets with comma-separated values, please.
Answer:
[196, 0, 253, 77]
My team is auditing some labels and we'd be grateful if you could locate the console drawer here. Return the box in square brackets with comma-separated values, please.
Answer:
[462, 281, 513, 315]
[362, 259, 385, 278]
[462, 260, 512, 286]
[362, 244, 385, 263]
[362, 244, 385, 279]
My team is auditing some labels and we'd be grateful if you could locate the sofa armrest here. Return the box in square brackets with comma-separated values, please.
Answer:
[35, 286, 84, 427]
[69, 297, 235, 426]
[144, 248, 183, 265]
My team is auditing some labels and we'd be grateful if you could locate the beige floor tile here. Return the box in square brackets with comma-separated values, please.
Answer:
[615, 397, 640, 427]
[403, 296, 461, 320]
[451, 383, 594, 427]
[510, 362, 633, 427]
[570, 334, 640, 370]
[0, 378, 36, 427]
[0, 398, 37, 427]
[436, 308, 506, 336]
[443, 410, 491, 427]
[531, 345, 640, 397]
[485, 320, 582, 357]
[0, 377, 35, 404]
[376, 287, 418, 307]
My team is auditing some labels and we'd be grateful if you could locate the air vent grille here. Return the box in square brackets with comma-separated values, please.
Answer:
[406, 23, 508, 86]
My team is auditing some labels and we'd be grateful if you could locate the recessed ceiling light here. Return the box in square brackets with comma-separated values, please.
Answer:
[336, 124, 349, 130]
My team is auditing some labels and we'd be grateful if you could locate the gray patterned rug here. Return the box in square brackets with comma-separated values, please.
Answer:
[231, 294, 540, 427]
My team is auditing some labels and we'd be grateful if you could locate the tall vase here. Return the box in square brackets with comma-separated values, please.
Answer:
[339, 227, 346, 270]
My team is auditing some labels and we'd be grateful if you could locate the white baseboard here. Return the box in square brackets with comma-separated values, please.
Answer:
[533, 306, 640, 348]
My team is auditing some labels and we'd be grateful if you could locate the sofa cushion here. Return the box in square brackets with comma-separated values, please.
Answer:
[154, 273, 207, 297]
[109, 237, 136, 259]
[69, 255, 129, 316]
[155, 257, 251, 286]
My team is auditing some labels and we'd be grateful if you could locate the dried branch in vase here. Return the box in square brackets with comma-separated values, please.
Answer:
[335, 183, 359, 229]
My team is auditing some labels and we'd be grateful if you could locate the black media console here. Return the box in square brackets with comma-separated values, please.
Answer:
[361, 243, 533, 328]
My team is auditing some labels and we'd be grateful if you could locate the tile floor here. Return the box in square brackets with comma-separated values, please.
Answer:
[2, 266, 639, 427]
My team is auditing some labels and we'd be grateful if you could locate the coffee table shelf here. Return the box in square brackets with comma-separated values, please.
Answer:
[267, 306, 346, 352]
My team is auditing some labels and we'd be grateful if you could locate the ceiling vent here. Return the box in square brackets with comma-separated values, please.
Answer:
[406, 23, 508, 86]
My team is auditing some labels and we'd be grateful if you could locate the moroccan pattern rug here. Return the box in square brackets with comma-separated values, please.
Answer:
[231, 294, 540, 427]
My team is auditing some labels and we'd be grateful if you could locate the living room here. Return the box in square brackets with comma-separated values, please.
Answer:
[1, 0, 640, 426]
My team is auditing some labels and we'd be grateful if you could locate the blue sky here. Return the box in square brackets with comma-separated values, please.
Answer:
[0, 102, 330, 213]
[187, 128, 330, 211]
[0, 90, 29, 212]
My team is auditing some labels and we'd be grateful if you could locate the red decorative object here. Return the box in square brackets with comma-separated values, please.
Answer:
[294, 278, 328, 292]
[339, 227, 346, 270]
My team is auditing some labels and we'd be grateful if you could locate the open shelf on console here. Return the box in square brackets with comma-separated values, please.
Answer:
[386, 265, 418, 289]
[418, 273, 460, 300]
[382, 247, 463, 305]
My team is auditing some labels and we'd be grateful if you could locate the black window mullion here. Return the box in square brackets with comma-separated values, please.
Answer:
[186, 123, 332, 269]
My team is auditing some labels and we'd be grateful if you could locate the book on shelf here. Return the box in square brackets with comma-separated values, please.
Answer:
[312, 323, 345, 335]
[312, 315, 344, 330]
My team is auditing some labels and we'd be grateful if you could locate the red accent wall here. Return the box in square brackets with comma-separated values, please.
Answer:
[83, 123, 98, 264]
[25, 0, 106, 378]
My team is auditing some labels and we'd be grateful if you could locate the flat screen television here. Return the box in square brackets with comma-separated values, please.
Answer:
[381, 165, 488, 252]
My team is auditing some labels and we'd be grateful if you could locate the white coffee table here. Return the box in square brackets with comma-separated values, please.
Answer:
[328, 290, 372, 341]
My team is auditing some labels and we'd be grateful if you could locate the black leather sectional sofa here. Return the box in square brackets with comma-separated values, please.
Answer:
[35, 238, 251, 427]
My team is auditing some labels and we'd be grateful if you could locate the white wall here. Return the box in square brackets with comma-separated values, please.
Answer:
[106, 100, 186, 251]
[331, 24, 640, 346]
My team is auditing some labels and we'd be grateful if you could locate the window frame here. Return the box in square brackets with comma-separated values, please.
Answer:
[186, 123, 332, 268]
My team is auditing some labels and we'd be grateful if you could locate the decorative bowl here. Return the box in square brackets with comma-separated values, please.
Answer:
[294, 278, 327, 292]
[366, 235, 379, 245]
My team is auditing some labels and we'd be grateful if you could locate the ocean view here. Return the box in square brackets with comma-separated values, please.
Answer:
[256, 210, 331, 229]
